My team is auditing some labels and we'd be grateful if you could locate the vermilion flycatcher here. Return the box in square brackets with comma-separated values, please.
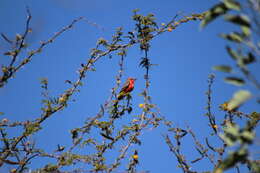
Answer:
[117, 77, 136, 100]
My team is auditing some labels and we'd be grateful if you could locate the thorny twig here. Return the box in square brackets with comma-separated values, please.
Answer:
[188, 128, 216, 166]
[164, 134, 195, 173]
[0, 10, 84, 88]
[205, 74, 217, 134]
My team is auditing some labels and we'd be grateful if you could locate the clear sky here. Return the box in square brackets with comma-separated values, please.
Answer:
[0, 0, 259, 172]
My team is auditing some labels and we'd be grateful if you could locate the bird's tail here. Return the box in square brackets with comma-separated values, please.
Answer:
[117, 92, 125, 100]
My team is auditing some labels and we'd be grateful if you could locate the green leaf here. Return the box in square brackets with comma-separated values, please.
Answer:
[24, 122, 41, 136]
[243, 52, 256, 65]
[219, 124, 239, 146]
[223, 0, 241, 11]
[215, 147, 248, 172]
[227, 90, 251, 110]
[225, 47, 254, 68]
[220, 32, 244, 43]
[132, 9, 140, 13]
[224, 14, 251, 36]
[214, 168, 223, 173]
[241, 26, 251, 36]
[213, 65, 232, 73]
[249, 161, 260, 173]
[229, 147, 247, 165]
[241, 26, 251, 37]
[224, 14, 250, 27]
[250, 112, 260, 121]
[240, 131, 255, 144]
[220, 122, 240, 146]
[224, 77, 245, 86]
[43, 164, 59, 172]
[200, 3, 228, 28]
[226, 46, 243, 60]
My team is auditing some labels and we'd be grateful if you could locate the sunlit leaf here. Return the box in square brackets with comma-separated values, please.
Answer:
[24, 122, 41, 136]
[250, 112, 260, 120]
[4, 51, 16, 56]
[226, 46, 243, 60]
[224, 15, 250, 27]
[243, 52, 256, 65]
[220, 32, 244, 43]
[215, 147, 248, 172]
[241, 26, 251, 36]
[223, 0, 241, 11]
[240, 131, 255, 144]
[220, 123, 239, 146]
[224, 77, 245, 86]
[213, 65, 232, 73]
[214, 168, 223, 173]
[227, 90, 251, 110]
[224, 14, 251, 36]
[249, 161, 260, 173]
[200, 3, 228, 28]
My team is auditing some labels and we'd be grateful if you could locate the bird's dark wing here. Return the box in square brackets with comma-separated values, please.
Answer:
[119, 80, 130, 93]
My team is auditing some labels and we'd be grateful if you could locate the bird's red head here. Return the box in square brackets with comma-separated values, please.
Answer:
[128, 77, 137, 83]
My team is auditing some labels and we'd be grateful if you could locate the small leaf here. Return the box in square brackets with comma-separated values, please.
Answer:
[240, 131, 254, 144]
[200, 3, 228, 28]
[224, 14, 251, 36]
[224, 14, 250, 27]
[242, 52, 256, 65]
[223, 0, 241, 11]
[221, 147, 247, 170]
[214, 168, 223, 173]
[250, 112, 260, 120]
[227, 90, 251, 110]
[224, 77, 245, 86]
[24, 122, 41, 136]
[220, 32, 244, 43]
[16, 34, 22, 41]
[139, 57, 150, 68]
[225, 47, 252, 68]
[249, 161, 260, 173]
[4, 51, 16, 56]
[226, 46, 242, 60]
[219, 133, 235, 146]
[241, 26, 251, 36]
[220, 122, 240, 146]
[213, 65, 232, 73]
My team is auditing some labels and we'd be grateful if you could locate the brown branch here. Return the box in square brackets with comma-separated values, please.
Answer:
[1, 33, 13, 44]
[10, 7, 32, 67]
[0, 14, 84, 88]
[205, 74, 218, 134]
[188, 128, 216, 166]
[164, 134, 195, 173]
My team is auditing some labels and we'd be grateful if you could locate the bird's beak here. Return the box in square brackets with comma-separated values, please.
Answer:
[133, 78, 137, 81]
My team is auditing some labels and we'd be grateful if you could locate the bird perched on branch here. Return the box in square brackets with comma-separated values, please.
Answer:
[117, 77, 136, 100]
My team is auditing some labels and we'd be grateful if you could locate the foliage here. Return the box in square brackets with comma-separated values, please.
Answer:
[0, 0, 259, 173]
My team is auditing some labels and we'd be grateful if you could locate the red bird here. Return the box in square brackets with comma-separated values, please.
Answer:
[117, 77, 136, 100]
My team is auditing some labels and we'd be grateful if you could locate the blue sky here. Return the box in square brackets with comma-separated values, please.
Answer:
[0, 0, 259, 172]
